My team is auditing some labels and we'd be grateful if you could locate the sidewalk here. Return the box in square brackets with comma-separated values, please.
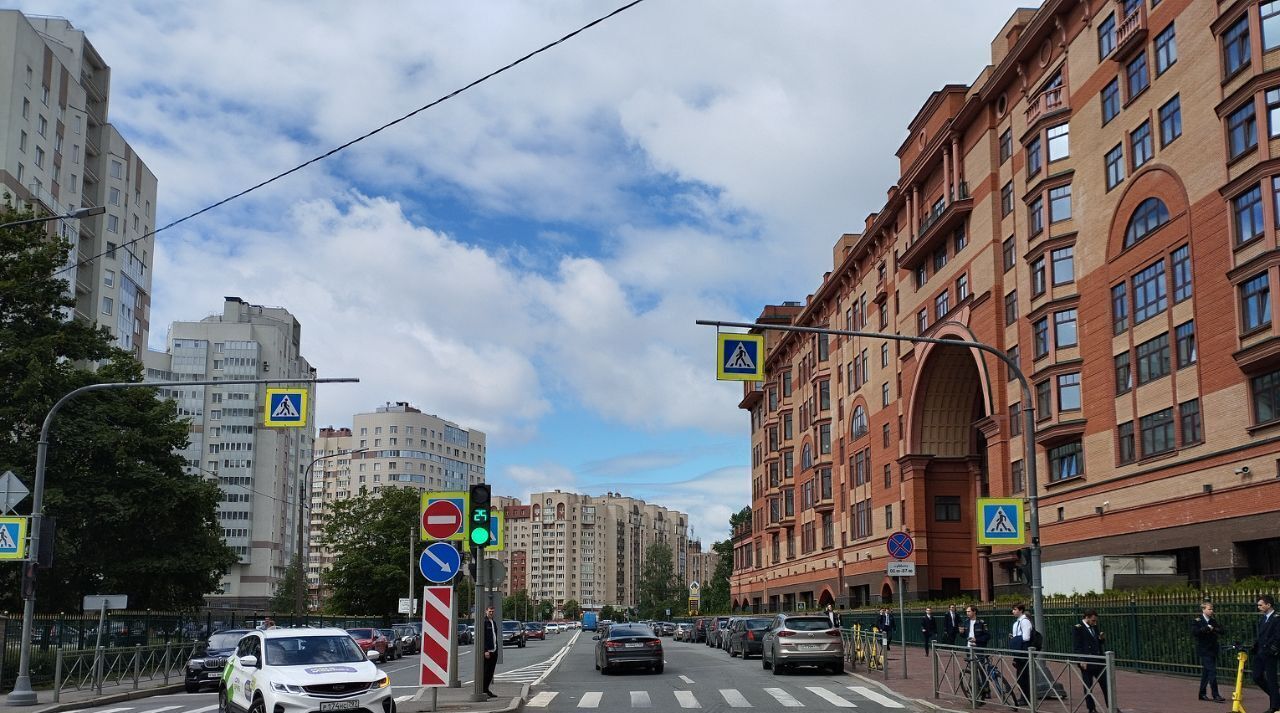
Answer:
[847, 648, 1264, 713]
[0, 682, 186, 713]
[401, 681, 528, 713]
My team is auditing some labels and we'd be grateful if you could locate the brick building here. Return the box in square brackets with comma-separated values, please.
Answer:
[732, 0, 1280, 611]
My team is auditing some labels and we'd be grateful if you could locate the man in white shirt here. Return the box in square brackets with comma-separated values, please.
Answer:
[1009, 603, 1032, 705]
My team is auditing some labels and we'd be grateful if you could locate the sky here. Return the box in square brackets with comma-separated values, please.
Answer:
[20, 0, 1037, 543]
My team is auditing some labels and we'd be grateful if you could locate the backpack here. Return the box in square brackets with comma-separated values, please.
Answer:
[1029, 624, 1044, 650]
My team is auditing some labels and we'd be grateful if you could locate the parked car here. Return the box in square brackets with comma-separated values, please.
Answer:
[692, 618, 708, 643]
[594, 623, 663, 675]
[655, 622, 675, 636]
[185, 629, 249, 693]
[706, 616, 731, 647]
[379, 628, 403, 660]
[726, 617, 772, 659]
[719, 618, 743, 650]
[456, 623, 473, 645]
[675, 623, 692, 641]
[524, 622, 545, 640]
[345, 627, 386, 659]
[501, 620, 526, 647]
[393, 624, 420, 654]
[220, 627, 390, 713]
[761, 613, 844, 674]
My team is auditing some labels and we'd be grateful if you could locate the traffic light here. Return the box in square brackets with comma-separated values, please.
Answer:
[468, 483, 491, 548]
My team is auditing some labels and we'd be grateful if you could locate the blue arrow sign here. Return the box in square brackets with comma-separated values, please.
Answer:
[419, 542, 461, 583]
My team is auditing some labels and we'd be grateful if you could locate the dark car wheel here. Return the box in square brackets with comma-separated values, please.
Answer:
[771, 653, 784, 675]
[762, 651, 770, 670]
[185, 678, 200, 694]
[217, 687, 229, 713]
[248, 695, 265, 713]
[652, 663, 664, 674]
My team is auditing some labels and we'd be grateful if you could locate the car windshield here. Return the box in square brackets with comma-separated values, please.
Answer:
[208, 632, 244, 650]
[745, 619, 772, 631]
[346, 628, 374, 639]
[502, 621, 521, 632]
[265, 636, 365, 666]
[785, 617, 833, 631]
[607, 626, 653, 639]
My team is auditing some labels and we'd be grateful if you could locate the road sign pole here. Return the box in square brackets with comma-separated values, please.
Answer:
[898, 577, 906, 678]
[472, 545, 486, 702]
[449, 566, 460, 688]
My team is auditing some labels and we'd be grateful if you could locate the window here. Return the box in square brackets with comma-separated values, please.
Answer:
[934, 496, 962, 522]
[851, 406, 868, 438]
[1131, 121, 1153, 168]
[1010, 403, 1022, 436]
[1047, 124, 1069, 163]
[817, 333, 829, 361]
[933, 248, 948, 272]
[1057, 373, 1082, 411]
[1099, 13, 1117, 59]
[37, 115, 47, 137]
[103, 270, 114, 288]
[1266, 1, 1280, 50]
[1032, 257, 1047, 296]
[1049, 184, 1072, 222]
[1011, 460, 1025, 493]
[1007, 346, 1020, 382]
[1241, 273, 1272, 332]
[1133, 260, 1168, 324]
[884, 505, 894, 530]
[1124, 198, 1170, 248]
[1034, 318, 1050, 359]
[1270, 90, 1280, 138]
[1136, 333, 1171, 385]
[954, 228, 967, 253]
[917, 308, 929, 334]
[1102, 79, 1121, 125]
[1052, 246, 1074, 285]
[1155, 23, 1177, 75]
[1172, 245, 1192, 302]
[1180, 399, 1202, 445]
[1054, 309, 1078, 347]
[17, 131, 26, 153]
[1236, 185, 1266, 246]
[106, 215, 119, 233]
[935, 291, 950, 318]
[1003, 236, 1016, 271]
[782, 371, 792, 397]
[101, 296, 113, 315]
[1113, 283, 1129, 334]
[916, 266, 928, 289]
[881, 382, 890, 407]
[882, 423, 890, 448]
[1115, 352, 1133, 394]
[1048, 441, 1083, 481]
[956, 273, 969, 301]
[1159, 95, 1182, 146]
[819, 379, 830, 411]
[999, 128, 1013, 163]
[1255, 369, 1280, 425]
[1175, 320, 1197, 368]
[819, 424, 831, 455]
[1224, 15, 1251, 77]
[1140, 408, 1176, 456]
[1030, 196, 1044, 236]
[1127, 52, 1149, 98]
[1027, 136, 1043, 177]
[881, 343, 888, 367]
[1005, 290, 1019, 324]
[1228, 102, 1258, 159]
[1105, 144, 1125, 190]
[110, 159, 123, 179]
[1001, 181, 1014, 217]
[1118, 422, 1136, 464]
[33, 147, 44, 168]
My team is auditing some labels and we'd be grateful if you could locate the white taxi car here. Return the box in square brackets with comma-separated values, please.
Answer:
[219, 627, 393, 713]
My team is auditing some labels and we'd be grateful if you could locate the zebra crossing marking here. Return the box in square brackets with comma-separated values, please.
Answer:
[629, 690, 651, 708]
[187, 706, 218, 713]
[805, 686, 857, 707]
[673, 690, 700, 708]
[847, 685, 904, 708]
[578, 691, 602, 708]
[678, 674, 695, 684]
[96, 708, 136, 713]
[142, 706, 183, 713]
[527, 691, 558, 707]
[719, 689, 752, 707]
[764, 688, 803, 707]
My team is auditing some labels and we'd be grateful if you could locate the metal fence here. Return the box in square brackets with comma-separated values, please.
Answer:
[53, 641, 202, 702]
[932, 642, 1117, 713]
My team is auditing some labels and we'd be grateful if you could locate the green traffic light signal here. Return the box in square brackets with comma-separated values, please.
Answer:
[470, 525, 489, 546]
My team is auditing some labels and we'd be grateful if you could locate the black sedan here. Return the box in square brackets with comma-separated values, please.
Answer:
[184, 629, 248, 693]
[502, 620, 526, 647]
[594, 623, 663, 675]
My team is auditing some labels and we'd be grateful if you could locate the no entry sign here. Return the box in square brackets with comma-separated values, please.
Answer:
[422, 499, 464, 541]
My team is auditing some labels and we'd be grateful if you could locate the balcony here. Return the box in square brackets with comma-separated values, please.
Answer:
[1114, 4, 1148, 61]
[897, 181, 972, 271]
[1024, 85, 1069, 128]
[813, 493, 835, 512]
[739, 381, 764, 409]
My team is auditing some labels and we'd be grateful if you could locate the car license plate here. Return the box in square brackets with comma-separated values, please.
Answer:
[799, 644, 823, 651]
[205, 672, 221, 678]
[319, 701, 360, 711]
[625, 642, 644, 648]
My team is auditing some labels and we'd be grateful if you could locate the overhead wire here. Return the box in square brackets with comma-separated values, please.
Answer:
[53, 0, 648, 277]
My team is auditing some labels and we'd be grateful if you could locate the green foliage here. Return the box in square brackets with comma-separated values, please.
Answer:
[537, 599, 554, 620]
[270, 561, 306, 616]
[320, 487, 420, 615]
[0, 201, 237, 612]
[700, 538, 734, 614]
[503, 589, 532, 620]
[599, 604, 617, 621]
[638, 541, 682, 619]
[562, 598, 581, 621]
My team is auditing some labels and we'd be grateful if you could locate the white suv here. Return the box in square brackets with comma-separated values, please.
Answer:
[219, 627, 393, 713]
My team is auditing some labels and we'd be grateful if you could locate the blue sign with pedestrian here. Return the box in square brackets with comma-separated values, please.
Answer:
[886, 531, 914, 560]
[419, 541, 461, 583]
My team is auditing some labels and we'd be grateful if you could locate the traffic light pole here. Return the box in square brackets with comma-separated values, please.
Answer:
[471, 544, 487, 702]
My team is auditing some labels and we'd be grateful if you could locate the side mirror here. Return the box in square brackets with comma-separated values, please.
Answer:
[366, 650, 381, 661]
[240, 655, 259, 668]
[592, 635, 600, 641]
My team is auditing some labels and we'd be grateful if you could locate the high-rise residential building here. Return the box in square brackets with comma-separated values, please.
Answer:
[145, 297, 315, 609]
[732, 0, 1280, 613]
[685, 540, 719, 590]
[0, 11, 158, 357]
[502, 490, 689, 612]
[309, 402, 486, 600]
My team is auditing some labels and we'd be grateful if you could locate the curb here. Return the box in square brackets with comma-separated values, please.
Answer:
[495, 683, 529, 713]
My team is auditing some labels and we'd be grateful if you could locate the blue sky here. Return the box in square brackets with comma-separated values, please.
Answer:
[18, 1, 1037, 541]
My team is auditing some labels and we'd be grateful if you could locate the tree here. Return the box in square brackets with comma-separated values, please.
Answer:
[701, 539, 734, 613]
[562, 599, 581, 621]
[0, 200, 238, 612]
[503, 589, 532, 621]
[321, 487, 419, 615]
[599, 604, 617, 621]
[270, 561, 306, 617]
[638, 542, 680, 619]
[537, 599, 554, 621]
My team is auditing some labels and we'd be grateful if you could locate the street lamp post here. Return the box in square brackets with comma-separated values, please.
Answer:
[5, 376, 358, 706]
[697, 319, 1045, 634]
[0, 205, 106, 231]
[296, 447, 368, 621]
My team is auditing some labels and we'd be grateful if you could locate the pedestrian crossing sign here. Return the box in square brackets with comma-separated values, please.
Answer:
[264, 388, 308, 427]
[977, 498, 1025, 545]
[716, 333, 765, 382]
[0, 516, 28, 560]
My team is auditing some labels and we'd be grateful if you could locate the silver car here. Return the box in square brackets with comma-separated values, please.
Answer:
[761, 613, 844, 675]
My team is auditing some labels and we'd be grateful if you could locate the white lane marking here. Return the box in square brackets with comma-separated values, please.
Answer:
[95, 708, 136, 713]
[630, 690, 652, 708]
[141, 706, 183, 713]
[764, 687, 804, 707]
[578, 692, 602, 708]
[527, 691, 558, 707]
[678, 674, 695, 684]
[674, 690, 701, 708]
[532, 629, 581, 686]
[720, 689, 752, 707]
[807, 686, 858, 707]
[847, 686, 905, 708]
[187, 706, 218, 713]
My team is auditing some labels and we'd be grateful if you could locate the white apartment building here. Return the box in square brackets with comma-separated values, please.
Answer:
[145, 297, 315, 609]
[0, 11, 158, 356]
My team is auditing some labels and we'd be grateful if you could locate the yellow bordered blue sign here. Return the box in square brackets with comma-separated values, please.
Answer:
[716, 333, 765, 381]
[0, 516, 29, 560]
[977, 498, 1025, 545]
[486, 511, 505, 551]
[421, 491, 469, 542]
[263, 388, 308, 427]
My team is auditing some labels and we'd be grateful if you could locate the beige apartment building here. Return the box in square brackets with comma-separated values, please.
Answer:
[0, 11, 158, 356]
[685, 540, 720, 590]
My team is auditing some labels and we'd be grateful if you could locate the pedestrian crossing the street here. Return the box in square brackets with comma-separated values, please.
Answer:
[523, 684, 907, 709]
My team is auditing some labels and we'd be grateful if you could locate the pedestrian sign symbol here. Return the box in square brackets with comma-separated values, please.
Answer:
[977, 498, 1025, 545]
[264, 388, 308, 428]
[0, 516, 28, 560]
[716, 333, 765, 382]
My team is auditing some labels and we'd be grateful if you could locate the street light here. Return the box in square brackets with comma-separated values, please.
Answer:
[0, 205, 106, 230]
[295, 447, 368, 620]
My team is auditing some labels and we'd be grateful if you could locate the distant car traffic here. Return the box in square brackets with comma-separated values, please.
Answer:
[345, 628, 386, 659]
[456, 623, 473, 645]
[393, 624, 420, 654]
[761, 613, 844, 674]
[523, 622, 545, 640]
[379, 628, 403, 660]
[501, 620, 526, 647]
[594, 623, 664, 675]
[185, 629, 248, 693]
[674, 623, 692, 641]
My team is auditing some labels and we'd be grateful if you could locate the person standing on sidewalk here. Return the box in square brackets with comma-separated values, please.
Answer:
[1009, 603, 1033, 706]
[1072, 610, 1110, 713]
[1252, 594, 1280, 713]
[826, 604, 840, 630]
[482, 605, 500, 699]
[921, 607, 938, 656]
[878, 607, 895, 651]
[1192, 601, 1226, 703]
[944, 604, 961, 646]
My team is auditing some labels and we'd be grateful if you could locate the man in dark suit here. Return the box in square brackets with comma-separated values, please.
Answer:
[921, 607, 938, 656]
[878, 608, 895, 651]
[1192, 601, 1226, 702]
[826, 604, 840, 630]
[1252, 594, 1280, 713]
[1072, 610, 1109, 713]
[943, 604, 961, 646]
[482, 605, 499, 698]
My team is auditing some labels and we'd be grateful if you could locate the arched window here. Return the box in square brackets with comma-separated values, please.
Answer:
[1124, 198, 1170, 248]
[556, 503, 565, 520]
[802, 443, 813, 470]
[851, 406, 868, 438]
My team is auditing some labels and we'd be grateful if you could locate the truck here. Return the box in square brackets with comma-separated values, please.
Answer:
[1040, 554, 1181, 596]
[582, 611, 598, 631]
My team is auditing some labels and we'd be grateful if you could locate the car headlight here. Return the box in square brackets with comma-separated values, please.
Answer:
[187, 659, 205, 669]
[375, 674, 390, 689]
[270, 682, 305, 694]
